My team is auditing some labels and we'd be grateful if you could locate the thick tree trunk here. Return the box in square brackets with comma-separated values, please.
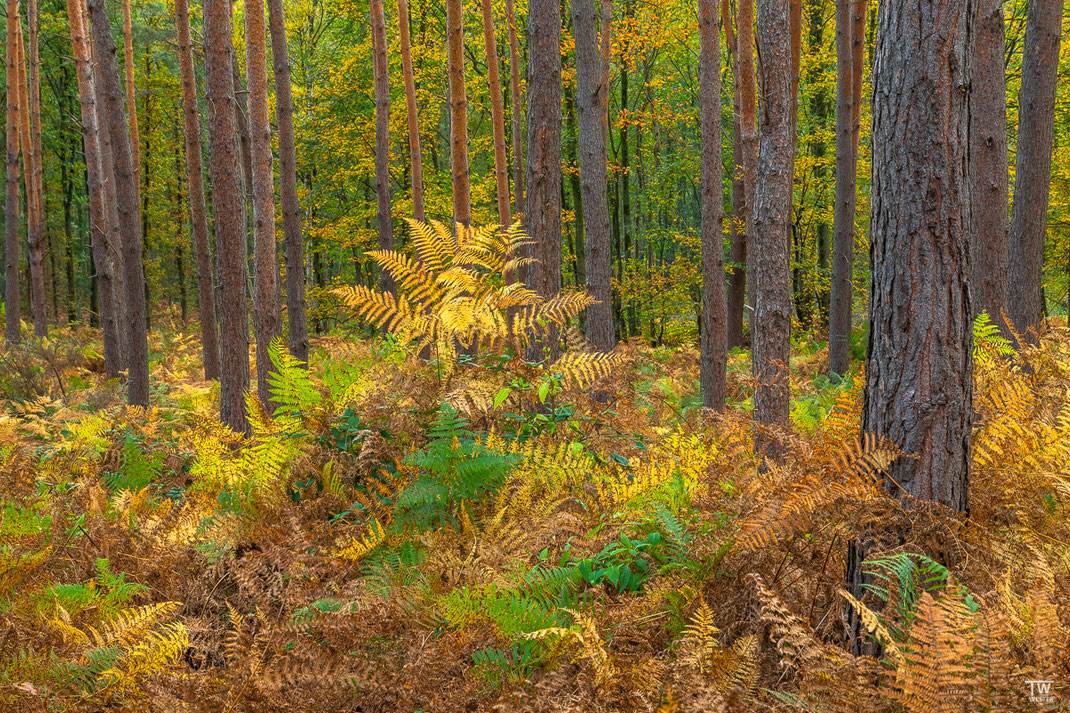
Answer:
[244, 0, 282, 411]
[175, 0, 221, 380]
[524, 0, 561, 334]
[370, 0, 394, 296]
[864, 0, 972, 511]
[86, 0, 151, 406]
[751, 0, 794, 460]
[204, 0, 250, 432]
[396, 0, 425, 223]
[5, 0, 20, 346]
[68, 0, 121, 374]
[445, 0, 471, 228]
[722, 0, 746, 349]
[1007, 0, 1061, 340]
[969, 0, 1009, 326]
[267, 0, 307, 364]
[698, 0, 726, 411]
[481, 0, 511, 228]
[573, 0, 615, 351]
[504, 0, 524, 219]
[828, 0, 855, 377]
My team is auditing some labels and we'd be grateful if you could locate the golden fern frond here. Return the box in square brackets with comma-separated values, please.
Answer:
[335, 285, 419, 336]
[839, 588, 903, 665]
[406, 218, 455, 274]
[86, 601, 182, 649]
[549, 350, 626, 388]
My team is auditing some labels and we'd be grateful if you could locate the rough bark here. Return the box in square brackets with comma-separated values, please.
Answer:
[481, 0, 511, 228]
[722, 0, 746, 349]
[737, 0, 758, 333]
[244, 0, 282, 410]
[524, 0, 561, 325]
[969, 0, 1009, 326]
[504, 0, 524, 218]
[175, 0, 221, 380]
[68, 0, 121, 374]
[28, 0, 47, 334]
[850, 0, 866, 156]
[698, 0, 726, 410]
[445, 0, 471, 227]
[751, 0, 794, 460]
[266, 0, 307, 364]
[396, 0, 425, 223]
[828, 0, 855, 377]
[204, 0, 250, 432]
[5, 0, 20, 346]
[370, 0, 394, 296]
[1007, 0, 1061, 340]
[121, 0, 138, 202]
[573, 0, 614, 351]
[86, 0, 151, 406]
[863, 0, 972, 511]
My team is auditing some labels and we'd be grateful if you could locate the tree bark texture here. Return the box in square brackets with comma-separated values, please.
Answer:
[828, 0, 855, 376]
[86, 0, 151, 406]
[1007, 0, 1062, 340]
[121, 0, 139, 202]
[737, 0, 758, 334]
[204, 0, 250, 432]
[751, 0, 794, 459]
[445, 0, 471, 227]
[698, 0, 726, 410]
[396, 0, 425, 223]
[370, 0, 394, 296]
[15, 15, 45, 336]
[505, 0, 524, 219]
[863, 0, 972, 512]
[175, 0, 221, 380]
[480, 0, 511, 228]
[5, 0, 20, 346]
[267, 0, 309, 364]
[244, 0, 282, 411]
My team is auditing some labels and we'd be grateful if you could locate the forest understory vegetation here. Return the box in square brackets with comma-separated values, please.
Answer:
[0, 234, 1067, 711]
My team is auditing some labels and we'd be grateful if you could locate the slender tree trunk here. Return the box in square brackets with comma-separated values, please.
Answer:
[396, 0, 425, 223]
[370, 0, 394, 296]
[5, 0, 20, 346]
[445, 0, 471, 228]
[68, 0, 121, 373]
[121, 0, 139, 204]
[850, 0, 866, 157]
[969, 0, 1009, 326]
[722, 0, 745, 348]
[828, 0, 855, 377]
[524, 0, 561, 348]
[28, 0, 46, 333]
[737, 0, 758, 334]
[504, 0, 524, 219]
[244, 0, 281, 410]
[15, 16, 45, 337]
[204, 0, 250, 431]
[698, 0, 726, 410]
[573, 0, 615, 351]
[86, 0, 150, 406]
[267, 0, 308, 364]
[864, 0, 972, 509]
[481, 0, 511, 228]
[175, 0, 221, 379]
[1007, 0, 1061, 340]
[752, 0, 794, 460]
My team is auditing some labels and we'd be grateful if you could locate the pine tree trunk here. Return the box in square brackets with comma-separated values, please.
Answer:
[481, 0, 511, 229]
[86, 0, 150, 406]
[68, 0, 122, 374]
[396, 0, 425, 223]
[722, 0, 746, 349]
[573, 0, 615, 352]
[828, 0, 855, 377]
[244, 0, 281, 411]
[445, 0, 471, 228]
[370, 0, 394, 296]
[175, 0, 221, 380]
[737, 0, 758, 335]
[204, 0, 250, 432]
[5, 0, 20, 346]
[121, 0, 139, 204]
[267, 0, 307, 364]
[504, 0, 523, 219]
[698, 0, 726, 411]
[524, 0, 561, 346]
[863, 0, 972, 511]
[28, 0, 47, 334]
[969, 0, 1009, 326]
[1007, 0, 1061, 341]
[751, 0, 794, 460]
[15, 16, 45, 337]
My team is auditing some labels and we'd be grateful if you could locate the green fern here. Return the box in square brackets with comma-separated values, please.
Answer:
[973, 312, 1014, 361]
[267, 337, 322, 416]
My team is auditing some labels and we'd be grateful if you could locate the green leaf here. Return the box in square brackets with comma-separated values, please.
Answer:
[493, 387, 512, 409]
[538, 381, 550, 404]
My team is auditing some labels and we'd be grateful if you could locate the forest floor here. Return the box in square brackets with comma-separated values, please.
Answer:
[0, 321, 1067, 712]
